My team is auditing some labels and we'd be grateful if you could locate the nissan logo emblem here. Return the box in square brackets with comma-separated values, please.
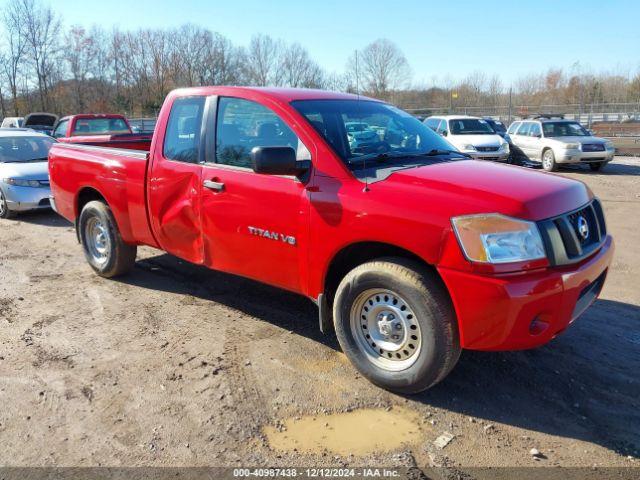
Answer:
[577, 216, 589, 240]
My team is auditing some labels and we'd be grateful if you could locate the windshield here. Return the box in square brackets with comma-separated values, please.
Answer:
[450, 118, 495, 135]
[72, 118, 131, 136]
[290, 99, 459, 168]
[542, 121, 590, 137]
[0, 136, 55, 163]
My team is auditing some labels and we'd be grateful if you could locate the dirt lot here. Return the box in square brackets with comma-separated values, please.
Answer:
[0, 157, 639, 476]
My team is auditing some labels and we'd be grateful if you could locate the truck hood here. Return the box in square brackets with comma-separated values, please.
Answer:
[447, 134, 505, 148]
[382, 160, 591, 220]
[548, 136, 605, 145]
[0, 161, 50, 181]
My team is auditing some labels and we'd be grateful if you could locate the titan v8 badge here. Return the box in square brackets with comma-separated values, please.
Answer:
[248, 226, 296, 245]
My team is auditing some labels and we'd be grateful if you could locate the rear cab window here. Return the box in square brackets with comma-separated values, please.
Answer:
[72, 118, 131, 136]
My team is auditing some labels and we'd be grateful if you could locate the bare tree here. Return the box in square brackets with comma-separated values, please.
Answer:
[64, 26, 96, 111]
[347, 39, 411, 97]
[280, 43, 324, 88]
[1, 1, 27, 115]
[16, 0, 61, 110]
[246, 34, 284, 86]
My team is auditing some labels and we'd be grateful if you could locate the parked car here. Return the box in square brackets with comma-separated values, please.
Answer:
[0, 129, 56, 218]
[23, 112, 58, 136]
[424, 115, 510, 161]
[508, 116, 615, 172]
[52, 114, 152, 151]
[345, 121, 382, 152]
[483, 117, 510, 141]
[1, 117, 24, 128]
[49, 87, 613, 394]
[128, 117, 157, 134]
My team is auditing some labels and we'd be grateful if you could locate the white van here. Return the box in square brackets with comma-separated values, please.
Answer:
[424, 115, 509, 161]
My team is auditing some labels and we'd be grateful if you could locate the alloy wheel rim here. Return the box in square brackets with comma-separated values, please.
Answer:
[543, 151, 553, 169]
[0, 190, 6, 216]
[350, 288, 422, 372]
[85, 217, 110, 265]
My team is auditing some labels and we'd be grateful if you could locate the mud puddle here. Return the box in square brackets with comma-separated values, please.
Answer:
[264, 407, 423, 456]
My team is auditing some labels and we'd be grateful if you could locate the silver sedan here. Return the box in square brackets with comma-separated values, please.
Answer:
[0, 129, 55, 219]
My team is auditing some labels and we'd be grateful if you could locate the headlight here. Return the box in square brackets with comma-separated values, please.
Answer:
[605, 141, 614, 150]
[3, 178, 42, 188]
[451, 214, 546, 264]
[461, 144, 476, 151]
[500, 142, 510, 152]
[561, 143, 581, 150]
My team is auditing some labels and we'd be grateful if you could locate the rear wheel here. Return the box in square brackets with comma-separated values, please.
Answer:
[0, 189, 16, 219]
[333, 257, 460, 394]
[79, 201, 137, 278]
[589, 162, 605, 172]
[542, 149, 558, 172]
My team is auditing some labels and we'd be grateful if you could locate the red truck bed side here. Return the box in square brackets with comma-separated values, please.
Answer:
[48, 144, 157, 248]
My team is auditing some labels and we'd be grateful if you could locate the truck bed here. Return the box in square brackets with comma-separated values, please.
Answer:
[48, 143, 157, 248]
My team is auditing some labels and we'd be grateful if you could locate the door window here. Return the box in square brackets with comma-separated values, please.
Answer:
[215, 97, 309, 168]
[53, 120, 69, 138]
[163, 96, 206, 163]
[506, 121, 520, 135]
[516, 122, 532, 136]
[436, 119, 448, 134]
[529, 123, 542, 137]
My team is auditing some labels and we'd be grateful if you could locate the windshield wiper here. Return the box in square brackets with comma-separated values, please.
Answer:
[11, 157, 49, 163]
[349, 149, 469, 166]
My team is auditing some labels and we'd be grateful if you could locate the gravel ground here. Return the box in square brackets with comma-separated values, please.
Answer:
[0, 157, 638, 477]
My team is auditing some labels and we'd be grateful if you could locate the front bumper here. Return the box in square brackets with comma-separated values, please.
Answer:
[556, 148, 615, 164]
[469, 151, 510, 162]
[2, 184, 52, 212]
[438, 235, 614, 351]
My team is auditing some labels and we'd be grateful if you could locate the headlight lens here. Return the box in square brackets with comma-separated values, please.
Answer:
[562, 143, 581, 150]
[451, 214, 546, 264]
[605, 141, 614, 150]
[461, 144, 476, 151]
[3, 178, 42, 188]
[500, 142, 510, 152]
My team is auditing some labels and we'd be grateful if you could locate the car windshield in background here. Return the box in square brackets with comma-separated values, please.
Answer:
[72, 118, 130, 135]
[0, 136, 55, 163]
[542, 121, 590, 137]
[290, 100, 460, 168]
[450, 118, 495, 135]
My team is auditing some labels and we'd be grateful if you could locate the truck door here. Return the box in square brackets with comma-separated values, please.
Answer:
[199, 96, 310, 293]
[147, 95, 207, 264]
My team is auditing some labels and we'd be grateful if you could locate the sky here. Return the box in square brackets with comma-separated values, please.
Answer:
[38, 0, 640, 86]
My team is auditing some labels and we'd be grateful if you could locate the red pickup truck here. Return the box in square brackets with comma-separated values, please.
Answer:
[48, 87, 613, 393]
[52, 114, 151, 151]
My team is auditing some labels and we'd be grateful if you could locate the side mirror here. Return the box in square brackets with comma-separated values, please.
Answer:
[251, 146, 309, 177]
[534, 133, 542, 138]
[441, 130, 448, 137]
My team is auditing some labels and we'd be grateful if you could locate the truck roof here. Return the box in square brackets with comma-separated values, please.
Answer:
[58, 113, 129, 122]
[171, 86, 378, 103]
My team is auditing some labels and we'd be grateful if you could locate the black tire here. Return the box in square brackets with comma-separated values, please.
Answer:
[0, 189, 16, 219]
[78, 200, 137, 278]
[542, 148, 558, 172]
[332, 257, 460, 394]
[589, 162, 605, 172]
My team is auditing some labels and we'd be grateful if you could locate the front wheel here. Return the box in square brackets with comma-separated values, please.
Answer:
[0, 189, 16, 219]
[542, 149, 558, 172]
[333, 258, 461, 394]
[78, 201, 137, 278]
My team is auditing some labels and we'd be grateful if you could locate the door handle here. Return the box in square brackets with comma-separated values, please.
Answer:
[203, 180, 225, 192]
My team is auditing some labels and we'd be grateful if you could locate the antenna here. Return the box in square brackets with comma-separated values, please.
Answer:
[355, 49, 369, 192]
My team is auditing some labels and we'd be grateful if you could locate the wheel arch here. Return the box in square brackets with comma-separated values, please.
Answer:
[322, 241, 439, 305]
